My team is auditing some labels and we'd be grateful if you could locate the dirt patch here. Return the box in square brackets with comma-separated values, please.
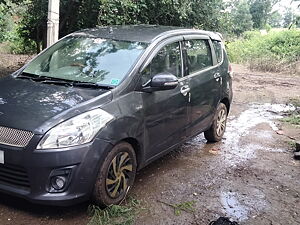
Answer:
[0, 53, 34, 78]
[232, 63, 300, 104]
[0, 57, 299, 225]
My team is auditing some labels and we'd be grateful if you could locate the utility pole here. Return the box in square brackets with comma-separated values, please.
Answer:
[47, 0, 60, 47]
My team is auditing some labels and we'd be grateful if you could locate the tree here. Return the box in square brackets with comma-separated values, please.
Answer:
[0, 0, 24, 43]
[248, 0, 279, 29]
[186, 0, 228, 31]
[268, 11, 282, 28]
[5, 0, 235, 53]
[283, 7, 293, 28]
[0, 3, 10, 42]
[231, 0, 253, 36]
[18, 0, 47, 52]
[17, 0, 100, 53]
[98, 0, 146, 26]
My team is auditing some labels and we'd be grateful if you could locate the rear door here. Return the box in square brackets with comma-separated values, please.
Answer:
[139, 38, 190, 159]
[182, 36, 221, 137]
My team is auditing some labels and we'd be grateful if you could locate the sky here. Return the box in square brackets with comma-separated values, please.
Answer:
[273, 0, 300, 15]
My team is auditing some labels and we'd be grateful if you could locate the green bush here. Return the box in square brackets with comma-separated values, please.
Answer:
[241, 30, 261, 40]
[265, 24, 272, 32]
[4, 25, 36, 54]
[227, 29, 300, 72]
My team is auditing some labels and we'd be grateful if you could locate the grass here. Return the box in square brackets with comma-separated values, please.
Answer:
[288, 98, 300, 108]
[87, 197, 143, 225]
[287, 140, 296, 149]
[226, 29, 300, 73]
[158, 200, 196, 216]
[281, 115, 300, 126]
[280, 99, 300, 127]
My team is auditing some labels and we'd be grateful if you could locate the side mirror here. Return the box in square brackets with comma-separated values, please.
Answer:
[142, 73, 178, 92]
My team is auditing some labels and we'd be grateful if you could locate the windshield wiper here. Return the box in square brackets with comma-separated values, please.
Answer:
[17, 72, 47, 81]
[41, 79, 73, 87]
[72, 82, 114, 89]
[17, 72, 114, 89]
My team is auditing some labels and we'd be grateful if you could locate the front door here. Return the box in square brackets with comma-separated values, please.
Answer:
[139, 40, 190, 159]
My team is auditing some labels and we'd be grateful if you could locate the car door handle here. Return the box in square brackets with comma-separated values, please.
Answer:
[180, 85, 190, 96]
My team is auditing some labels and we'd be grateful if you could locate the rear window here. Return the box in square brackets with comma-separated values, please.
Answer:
[184, 39, 213, 74]
[213, 41, 223, 64]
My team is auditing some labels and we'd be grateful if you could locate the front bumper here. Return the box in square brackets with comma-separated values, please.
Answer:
[0, 138, 113, 206]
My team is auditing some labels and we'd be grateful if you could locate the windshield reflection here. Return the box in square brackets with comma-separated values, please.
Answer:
[23, 37, 148, 86]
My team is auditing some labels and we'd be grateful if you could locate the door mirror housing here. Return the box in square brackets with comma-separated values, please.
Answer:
[142, 73, 178, 92]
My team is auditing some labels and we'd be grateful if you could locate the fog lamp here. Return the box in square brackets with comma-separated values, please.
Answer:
[51, 176, 66, 190]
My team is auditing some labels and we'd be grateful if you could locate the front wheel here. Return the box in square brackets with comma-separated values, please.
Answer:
[204, 103, 228, 142]
[92, 142, 137, 207]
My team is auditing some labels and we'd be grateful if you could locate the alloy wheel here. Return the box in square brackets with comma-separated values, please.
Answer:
[105, 152, 133, 198]
[216, 108, 227, 136]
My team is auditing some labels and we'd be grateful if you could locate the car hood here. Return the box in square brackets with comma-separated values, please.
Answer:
[0, 76, 112, 134]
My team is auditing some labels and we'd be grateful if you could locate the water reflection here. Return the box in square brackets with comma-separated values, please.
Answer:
[0, 98, 6, 105]
[220, 191, 250, 221]
[223, 103, 294, 164]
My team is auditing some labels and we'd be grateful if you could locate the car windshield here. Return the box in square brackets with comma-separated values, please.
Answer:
[22, 36, 148, 86]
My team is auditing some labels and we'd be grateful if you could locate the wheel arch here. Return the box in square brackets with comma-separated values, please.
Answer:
[119, 137, 143, 170]
[220, 97, 230, 114]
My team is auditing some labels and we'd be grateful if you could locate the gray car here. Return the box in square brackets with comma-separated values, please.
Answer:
[0, 25, 232, 206]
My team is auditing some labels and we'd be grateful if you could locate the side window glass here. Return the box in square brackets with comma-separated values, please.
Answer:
[141, 42, 182, 84]
[213, 41, 223, 63]
[185, 39, 212, 74]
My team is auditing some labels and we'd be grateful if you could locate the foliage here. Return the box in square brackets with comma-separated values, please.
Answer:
[281, 98, 300, 126]
[227, 29, 300, 72]
[0, 4, 9, 42]
[6, 25, 36, 54]
[0, 0, 34, 53]
[17, 0, 47, 53]
[242, 30, 261, 40]
[264, 23, 272, 32]
[60, 0, 100, 37]
[281, 114, 300, 126]
[3, 0, 232, 53]
[172, 200, 196, 216]
[87, 197, 143, 225]
[98, 0, 146, 26]
[0, 0, 295, 54]
[158, 200, 196, 216]
[231, 0, 253, 36]
[97, 0, 231, 33]
[0, 1, 17, 42]
[268, 11, 282, 28]
[248, 0, 275, 29]
[287, 140, 296, 149]
[283, 7, 294, 28]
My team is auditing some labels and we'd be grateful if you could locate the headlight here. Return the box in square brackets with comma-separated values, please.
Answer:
[37, 109, 114, 149]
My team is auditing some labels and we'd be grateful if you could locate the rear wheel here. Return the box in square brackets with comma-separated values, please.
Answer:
[92, 142, 137, 207]
[204, 103, 228, 142]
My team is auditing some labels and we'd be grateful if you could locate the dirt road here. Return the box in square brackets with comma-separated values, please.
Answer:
[0, 56, 299, 225]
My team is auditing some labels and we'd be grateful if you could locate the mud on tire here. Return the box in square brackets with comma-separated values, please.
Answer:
[92, 142, 137, 207]
[204, 103, 228, 142]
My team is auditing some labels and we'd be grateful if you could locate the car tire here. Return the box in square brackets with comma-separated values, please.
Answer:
[92, 142, 137, 207]
[204, 103, 228, 142]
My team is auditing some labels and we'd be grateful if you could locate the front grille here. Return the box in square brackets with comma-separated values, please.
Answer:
[0, 164, 30, 189]
[0, 126, 34, 148]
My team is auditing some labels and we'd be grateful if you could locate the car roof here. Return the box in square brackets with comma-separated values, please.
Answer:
[71, 25, 222, 43]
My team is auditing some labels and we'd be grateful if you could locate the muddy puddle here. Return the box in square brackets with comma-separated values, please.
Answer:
[220, 103, 294, 163]
[134, 103, 299, 225]
[183, 103, 295, 163]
